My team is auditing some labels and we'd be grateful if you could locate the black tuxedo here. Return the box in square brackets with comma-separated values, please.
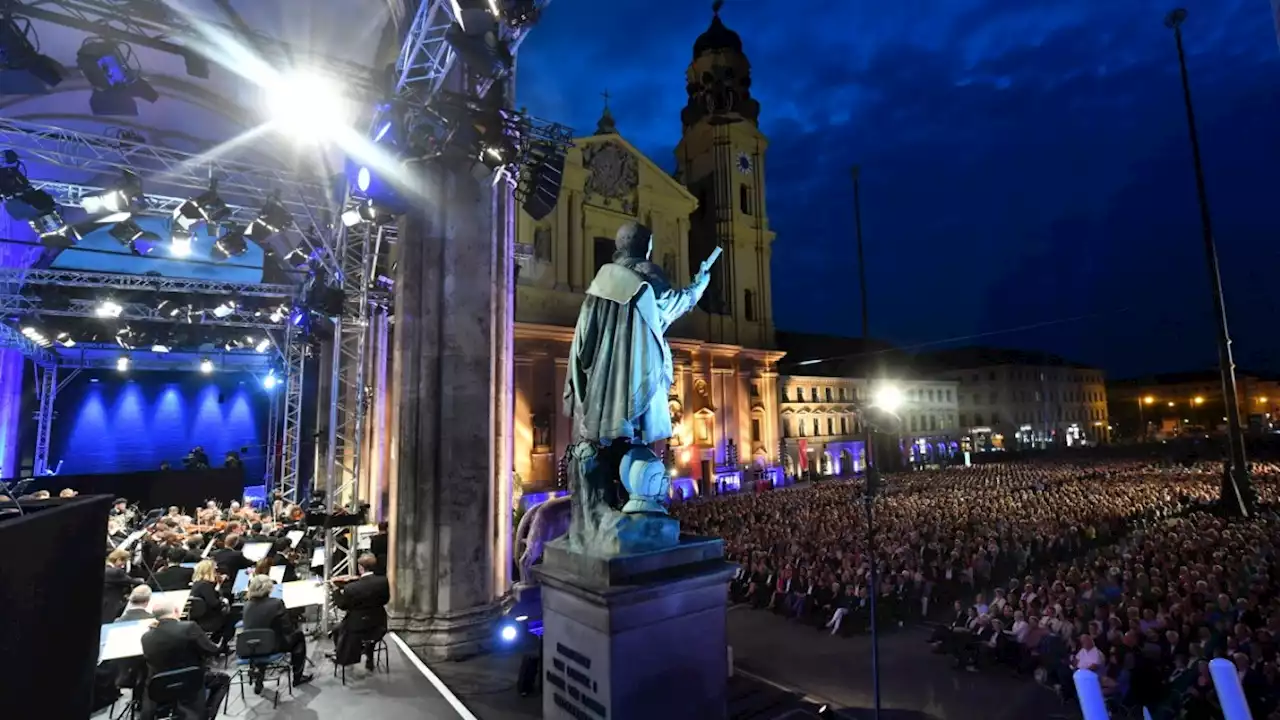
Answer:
[242, 597, 307, 681]
[103, 565, 142, 623]
[369, 533, 389, 575]
[188, 580, 225, 636]
[211, 548, 253, 576]
[332, 574, 390, 666]
[139, 618, 229, 720]
[150, 565, 195, 592]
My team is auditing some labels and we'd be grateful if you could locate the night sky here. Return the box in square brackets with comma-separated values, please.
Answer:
[517, 0, 1280, 378]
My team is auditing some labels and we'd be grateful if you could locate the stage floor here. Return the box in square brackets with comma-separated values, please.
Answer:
[93, 635, 469, 720]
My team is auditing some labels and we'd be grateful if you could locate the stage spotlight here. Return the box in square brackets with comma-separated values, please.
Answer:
[252, 337, 271, 354]
[499, 624, 518, 644]
[340, 200, 393, 227]
[0, 15, 64, 91]
[211, 225, 249, 261]
[173, 180, 230, 230]
[265, 70, 350, 143]
[199, 357, 213, 374]
[77, 37, 159, 116]
[211, 299, 236, 319]
[262, 372, 278, 390]
[170, 226, 193, 257]
[108, 218, 150, 254]
[82, 170, 143, 215]
[150, 344, 170, 353]
[266, 303, 291, 323]
[247, 194, 293, 242]
[21, 325, 51, 348]
[95, 299, 124, 319]
[116, 355, 130, 372]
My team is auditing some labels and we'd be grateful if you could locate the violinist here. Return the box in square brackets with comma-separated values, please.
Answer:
[150, 548, 195, 591]
[266, 537, 299, 582]
[103, 549, 143, 623]
[330, 554, 390, 669]
[211, 534, 253, 577]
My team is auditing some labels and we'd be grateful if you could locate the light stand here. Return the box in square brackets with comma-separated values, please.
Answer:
[852, 163, 881, 717]
[1164, 8, 1252, 517]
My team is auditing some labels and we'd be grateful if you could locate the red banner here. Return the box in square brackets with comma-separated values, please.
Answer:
[797, 439, 809, 470]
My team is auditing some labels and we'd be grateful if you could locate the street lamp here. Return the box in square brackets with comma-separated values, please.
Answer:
[1164, 8, 1252, 516]
[859, 381, 902, 720]
[1139, 396, 1155, 441]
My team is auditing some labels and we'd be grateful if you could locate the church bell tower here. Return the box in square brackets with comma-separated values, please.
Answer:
[674, 0, 775, 350]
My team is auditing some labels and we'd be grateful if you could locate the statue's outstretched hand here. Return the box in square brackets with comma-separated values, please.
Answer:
[698, 246, 723, 277]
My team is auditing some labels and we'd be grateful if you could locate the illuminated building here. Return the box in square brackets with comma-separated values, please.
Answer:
[1108, 371, 1280, 439]
[512, 8, 784, 496]
[918, 347, 1110, 449]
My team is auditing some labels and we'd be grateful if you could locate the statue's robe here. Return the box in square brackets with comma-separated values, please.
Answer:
[564, 262, 700, 446]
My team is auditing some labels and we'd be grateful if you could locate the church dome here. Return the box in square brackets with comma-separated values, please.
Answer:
[692, 6, 743, 59]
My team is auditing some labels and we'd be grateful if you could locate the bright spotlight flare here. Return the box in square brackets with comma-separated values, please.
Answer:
[265, 70, 353, 144]
[861, 383, 904, 432]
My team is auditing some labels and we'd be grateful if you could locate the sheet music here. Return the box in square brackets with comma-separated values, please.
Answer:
[241, 542, 272, 563]
[233, 569, 251, 594]
[149, 590, 191, 614]
[281, 580, 326, 609]
[286, 530, 304, 548]
[116, 529, 147, 551]
[268, 565, 286, 582]
[311, 548, 325, 568]
[99, 620, 151, 662]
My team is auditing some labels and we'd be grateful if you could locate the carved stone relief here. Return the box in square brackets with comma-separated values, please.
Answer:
[583, 142, 638, 209]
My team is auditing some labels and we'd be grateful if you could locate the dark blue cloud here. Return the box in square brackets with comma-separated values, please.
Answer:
[517, 0, 1280, 376]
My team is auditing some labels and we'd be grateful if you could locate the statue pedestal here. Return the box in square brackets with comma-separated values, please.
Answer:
[533, 536, 736, 720]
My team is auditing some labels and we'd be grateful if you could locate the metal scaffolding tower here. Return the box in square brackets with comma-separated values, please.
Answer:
[279, 324, 310, 504]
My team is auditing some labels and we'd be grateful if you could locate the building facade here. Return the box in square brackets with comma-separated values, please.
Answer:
[778, 375, 961, 477]
[512, 10, 784, 493]
[1107, 371, 1280, 439]
[921, 348, 1109, 450]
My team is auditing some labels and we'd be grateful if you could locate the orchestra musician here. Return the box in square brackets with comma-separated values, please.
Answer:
[103, 548, 144, 623]
[149, 547, 195, 591]
[330, 553, 390, 670]
[139, 600, 230, 720]
[211, 533, 254, 577]
[118, 586, 156, 623]
[241, 575, 313, 690]
[188, 560, 229, 643]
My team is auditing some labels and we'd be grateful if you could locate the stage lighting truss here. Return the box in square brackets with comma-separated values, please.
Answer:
[77, 36, 160, 116]
[340, 200, 393, 228]
[0, 117, 341, 277]
[0, 12, 63, 90]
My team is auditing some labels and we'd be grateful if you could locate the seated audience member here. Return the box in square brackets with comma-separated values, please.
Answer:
[241, 575, 313, 690]
[150, 547, 196, 591]
[332, 553, 391, 669]
[139, 600, 230, 720]
[103, 549, 143, 623]
[58, 488, 77, 498]
[118, 586, 156, 623]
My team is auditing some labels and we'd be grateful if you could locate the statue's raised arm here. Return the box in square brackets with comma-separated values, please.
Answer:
[560, 222, 714, 556]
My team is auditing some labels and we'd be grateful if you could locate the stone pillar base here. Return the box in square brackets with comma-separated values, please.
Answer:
[534, 536, 735, 720]
[389, 601, 501, 662]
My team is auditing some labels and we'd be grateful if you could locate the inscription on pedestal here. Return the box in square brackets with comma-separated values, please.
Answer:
[547, 641, 606, 719]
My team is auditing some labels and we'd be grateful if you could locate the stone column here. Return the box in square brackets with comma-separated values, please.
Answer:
[514, 357, 534, 487]
[388, 158, 504, 660]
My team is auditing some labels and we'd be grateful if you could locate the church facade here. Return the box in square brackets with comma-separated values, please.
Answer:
[513, 9, 783, 493]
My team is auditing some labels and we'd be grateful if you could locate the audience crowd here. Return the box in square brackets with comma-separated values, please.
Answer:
[675, 459, 1280, 719]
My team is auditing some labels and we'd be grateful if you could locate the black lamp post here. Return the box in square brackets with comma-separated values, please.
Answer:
[852, 164, 882, 718]
[1164, 8, 1253, 516]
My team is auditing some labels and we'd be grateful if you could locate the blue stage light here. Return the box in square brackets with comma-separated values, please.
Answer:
[357, 166, 371, 193]
[373, 122, 392, 143]
[499, 624, 518, 643]
[262, 373, 277, 390]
